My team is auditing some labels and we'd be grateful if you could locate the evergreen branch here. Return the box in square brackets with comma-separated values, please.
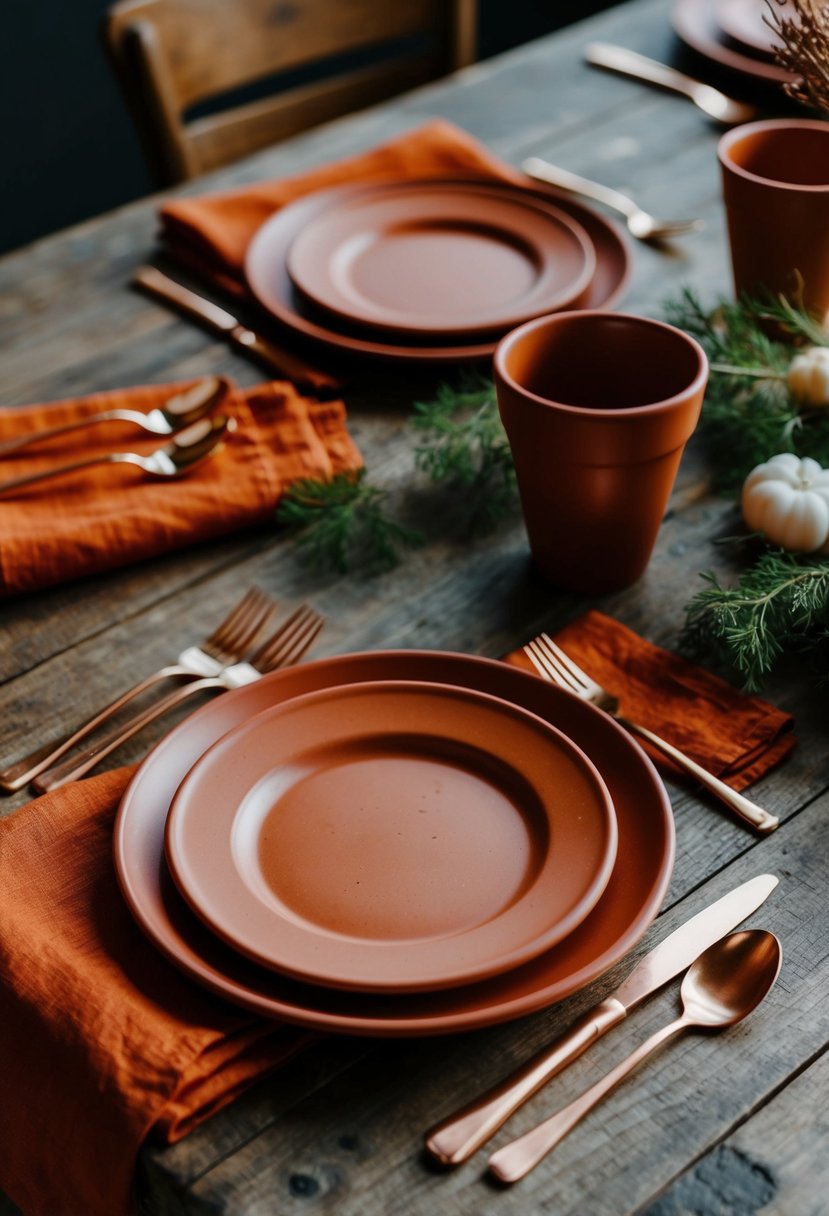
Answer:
[277, 471, 421, 574]
[682, 550, 829, 688]
[663, 288, 829, 490]
[410, 375, 517, 533]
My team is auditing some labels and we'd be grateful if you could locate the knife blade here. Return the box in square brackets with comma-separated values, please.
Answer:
[425, 873, 778, 1167]
[132, 265, 343, 399]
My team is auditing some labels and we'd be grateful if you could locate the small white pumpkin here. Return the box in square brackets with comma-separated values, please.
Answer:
[787, 347, 829, 406]
[742, 453, 829, 553]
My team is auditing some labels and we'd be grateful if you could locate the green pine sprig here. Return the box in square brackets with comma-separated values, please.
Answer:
[277, 470, 421, 574]
[664, 287, 829, 490]
[682, 549, 829, 689]
[410, 375, 517, 533]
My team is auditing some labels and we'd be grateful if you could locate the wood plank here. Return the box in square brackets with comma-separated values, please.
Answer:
[639, 1052, 829, 1216]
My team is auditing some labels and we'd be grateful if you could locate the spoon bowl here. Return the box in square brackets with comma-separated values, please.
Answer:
[681, 928, 782, 1027]
[489, 929, 782, 1183]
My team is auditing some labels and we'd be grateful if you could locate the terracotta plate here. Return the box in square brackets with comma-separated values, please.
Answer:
[286, 183, 595, 339]
[716, 0, 786, 56]
[115, 651, 674, 1036]
[244, 180, 632, 364]
[165, 680, 617, 993]
[673, 0, 796, 83]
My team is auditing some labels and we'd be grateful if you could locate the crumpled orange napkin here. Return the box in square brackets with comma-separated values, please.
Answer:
[158, 118, 528, 297]
[0, 767, 314, 1216]
[0, 377, 362, 597]
[0, 614, 794, 1216]
[505, 611, 795, 791]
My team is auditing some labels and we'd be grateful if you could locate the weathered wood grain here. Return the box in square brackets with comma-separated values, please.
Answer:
[1, 0, 824, 1212]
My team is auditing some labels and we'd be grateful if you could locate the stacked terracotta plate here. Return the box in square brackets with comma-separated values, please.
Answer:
[244, 180, 632, 364]
[673, 0, 798, 86]
[114, 650, 675, 1036]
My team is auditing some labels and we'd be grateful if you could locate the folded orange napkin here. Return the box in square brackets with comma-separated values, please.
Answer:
[0, 378, 362, 597]
[0, 616, 794, 1216]
[505, 611, 795, 791]
[159, 119, 528, 297]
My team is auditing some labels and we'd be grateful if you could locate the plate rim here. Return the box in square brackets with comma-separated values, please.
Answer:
[164, 677, 618, 993]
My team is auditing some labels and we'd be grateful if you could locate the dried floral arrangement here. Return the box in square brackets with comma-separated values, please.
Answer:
[765, 0, 829, 114]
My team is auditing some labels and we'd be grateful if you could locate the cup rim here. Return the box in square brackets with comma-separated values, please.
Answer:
[493, 309, 709, 417]
[717, 117, 829, 193]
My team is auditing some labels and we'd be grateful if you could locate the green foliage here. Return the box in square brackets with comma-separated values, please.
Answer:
[683, 549, 829, 689]
[663, 288, 829, 490]
[410, 375, 517, 532]
[277, 470, 421, 574]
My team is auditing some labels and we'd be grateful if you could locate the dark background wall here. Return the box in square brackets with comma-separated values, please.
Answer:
[0, 1, 618, 257]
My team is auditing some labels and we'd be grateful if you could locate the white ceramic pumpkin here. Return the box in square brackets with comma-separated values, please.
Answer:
[787, 347, 829, 407]
[741, 453, 829, 553]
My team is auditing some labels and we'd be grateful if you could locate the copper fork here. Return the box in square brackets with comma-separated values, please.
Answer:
[34, 605, 324, 792]
[524, 633, 778, 835]
[0, 588, 278, 794]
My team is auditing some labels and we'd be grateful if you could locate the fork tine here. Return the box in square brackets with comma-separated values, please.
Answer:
[203, 588, 278, 663]
[252, 605, 324, 672]
[539, 633, 593, 692]
[525, 637, 582, 694]
[272, 615, 325, 670]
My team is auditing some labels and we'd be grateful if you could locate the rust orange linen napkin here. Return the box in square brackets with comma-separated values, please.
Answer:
[0, 378, 361, 597]
[158, 118, 528, 296]
[505, 611, 795, 791]
[0, 767, 313, 1216]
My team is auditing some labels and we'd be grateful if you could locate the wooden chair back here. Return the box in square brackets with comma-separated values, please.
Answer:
[104, 0, 477, 184]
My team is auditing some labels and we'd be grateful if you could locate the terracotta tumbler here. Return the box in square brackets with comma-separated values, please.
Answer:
[718, 118, 829, 321]
[494, 311, 708, 593]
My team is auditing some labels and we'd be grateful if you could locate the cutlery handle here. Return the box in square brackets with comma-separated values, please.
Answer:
[0, 412, 130, 457]
[33, 677, 225, 792]
[424, 998, 626, 1166]
[134, 266, 343, 399]
[0, 454, 113, 494]
[488, 1015, 689, 1183]
[584, 41, 701, 100]
[619, 717, 779, 834]
[0, 667, 202, 793]
[521, 157, 638, 221]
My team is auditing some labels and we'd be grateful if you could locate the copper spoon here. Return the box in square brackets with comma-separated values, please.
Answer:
[488, 929, 782, 1184]
[0, 413, 235, 494]
[0, 376, 228, 456]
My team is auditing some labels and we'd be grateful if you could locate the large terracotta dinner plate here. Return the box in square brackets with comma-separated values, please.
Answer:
[165, 680, 617, 993]
[286, 182, 595, 339]
[244, 181, 632, 364]
[115, 652, 673, 1036]
[673, 0, 796, 83]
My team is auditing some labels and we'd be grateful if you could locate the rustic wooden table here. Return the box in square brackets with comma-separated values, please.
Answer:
[1, 0, 827, 1213]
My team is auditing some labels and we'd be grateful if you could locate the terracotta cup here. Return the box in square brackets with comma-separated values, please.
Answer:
[718, 118, 829, 321]
[494, 311, 708, 593]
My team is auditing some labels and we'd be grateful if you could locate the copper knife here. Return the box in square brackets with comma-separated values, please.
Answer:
[133, 265, 343, 399]
[425, 873, 779, 1166]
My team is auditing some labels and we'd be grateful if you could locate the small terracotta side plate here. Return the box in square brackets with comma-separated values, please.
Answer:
[716, 0, 787, 57]
[673, 0, 796, 83]
[286, 182, 595, 339]
[165, 680, 617, 994]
